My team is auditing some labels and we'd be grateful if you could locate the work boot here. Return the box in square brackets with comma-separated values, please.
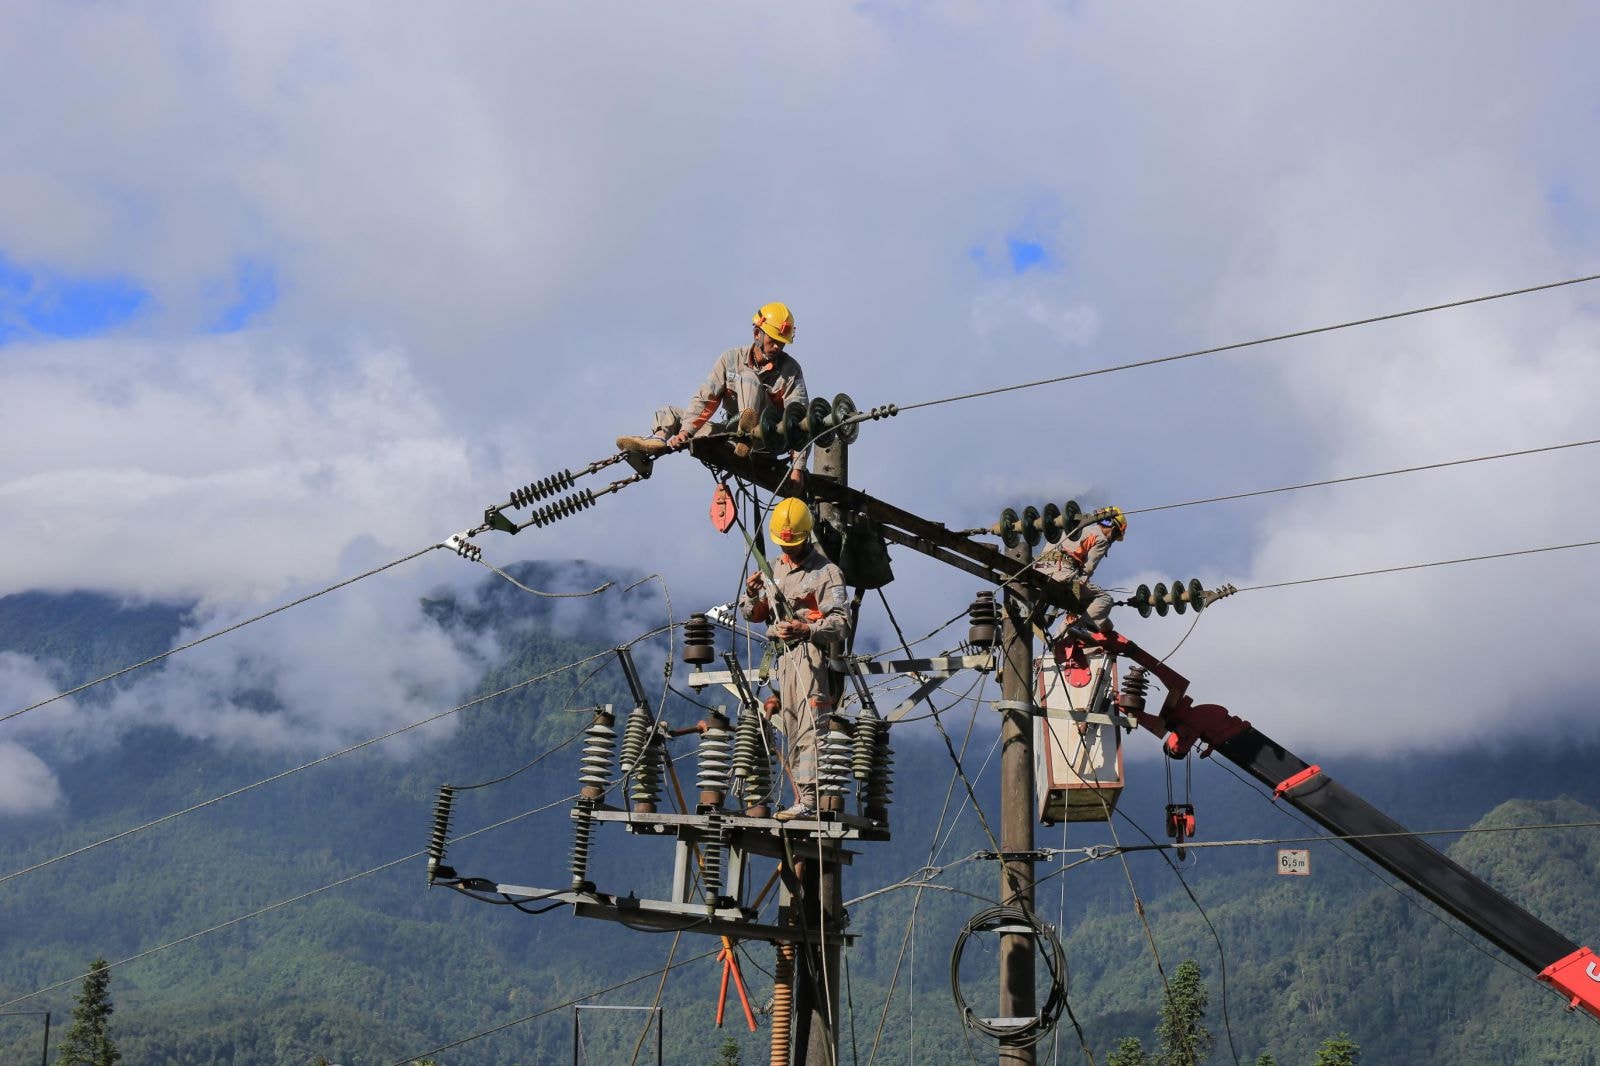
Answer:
[616, 434, 671, 456]
[775, 800, 816, 823]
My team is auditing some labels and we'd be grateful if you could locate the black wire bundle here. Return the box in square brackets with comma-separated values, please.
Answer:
[948, 904, 1068, 1047]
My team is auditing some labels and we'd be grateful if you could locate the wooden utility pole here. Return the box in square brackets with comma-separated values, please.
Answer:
[803, 438, 845, 1066]
[997, 536, 1036, 1065]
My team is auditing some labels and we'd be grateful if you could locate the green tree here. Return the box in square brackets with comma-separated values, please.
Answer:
[55, 957, 120, 1066]
[1254, 1054, 1277, 1066]
[1156, 960, 1213, 1066]
[713, 1037, 742, 1065]
[1312, 1034, 1360, 1065]
[1108, 1036, 1149, 1066]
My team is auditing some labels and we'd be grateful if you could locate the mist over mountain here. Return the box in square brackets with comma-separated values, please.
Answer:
[1, 567, 1596, 1065]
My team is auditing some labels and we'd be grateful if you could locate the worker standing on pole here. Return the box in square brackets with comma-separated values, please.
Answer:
[616, 301, 809, 483]
[738, 498, 850, 821]
[1031, 507, 1126, 635]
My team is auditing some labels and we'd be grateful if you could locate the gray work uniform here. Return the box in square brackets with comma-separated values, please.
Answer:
[1032, 522, 1117, 630]
[737, 545, 850, 800]
[653, 343, 810, 465]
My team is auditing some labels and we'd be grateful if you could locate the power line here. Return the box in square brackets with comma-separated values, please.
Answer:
[1234, 538, 1600, 594]
[1124, 437, 1600, 517]
[0, 629, 673, 888]
[0, 796, 577, 1012]
[0, 544, 444, 727]
[388, 948, 723, 1066]
[896, 271, 1600, 415]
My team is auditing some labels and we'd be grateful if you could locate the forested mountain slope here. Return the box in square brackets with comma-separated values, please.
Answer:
[0, 571, 1595, 1065]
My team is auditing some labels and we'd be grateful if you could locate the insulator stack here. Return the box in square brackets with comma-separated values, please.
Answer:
[508, 469, 577, 508]
[426, 784, 455, 883]
[817, 718, 853, 813]
[682, 613, 716, 665]
[732, 710, 774, 818]
[570, 796, 596, 890]
[629, 738, 664, 813]
[865, 723, 894, 823]
[1130, 577, 1210, 618]
[770, 943, 795, 1066]
[851, 713, 879, 784]
[696, 710, 733, 808]
[967, 591, 1000, 649]
[578, 708, 616, 800]
[618, 705, 653, 778]
[701, 809, 727, 906]
[527, 488, 597, 528]
[1117, 666, 1150, 716]
[994, 499, 1087, 544]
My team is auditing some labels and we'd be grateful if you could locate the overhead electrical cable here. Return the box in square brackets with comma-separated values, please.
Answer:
[0, 795, 577, 1011]
[1123, 437, 1600, 517]
[1208, 757, 1600, 1022]
[0, 544, 443, 726]
[0, 625, 676, 888]
[892, 271, 1600, 416]
[387, 948, 723, 1066]
[1233, 539, 1600, 594]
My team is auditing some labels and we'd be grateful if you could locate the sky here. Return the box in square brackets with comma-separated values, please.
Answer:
[3, 1, 1600, 814]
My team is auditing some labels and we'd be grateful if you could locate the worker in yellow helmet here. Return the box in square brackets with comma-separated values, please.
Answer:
[1032, 506, 1126, 636]
[737, 498, 851, 821]
[616, 302, 809, 482]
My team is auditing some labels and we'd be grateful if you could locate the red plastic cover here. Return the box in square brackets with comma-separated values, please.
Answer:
[1539, 946, 1600, 1020]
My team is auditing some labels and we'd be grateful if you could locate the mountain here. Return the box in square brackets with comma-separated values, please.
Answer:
[0, 573, 1597, 1065]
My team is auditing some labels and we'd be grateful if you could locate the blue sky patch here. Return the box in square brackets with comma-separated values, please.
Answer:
[0, 251, 149, 345]
[208, 258, 279, 333]
[969, 232, 1060, 278]
[1006, 237, 1051, 274]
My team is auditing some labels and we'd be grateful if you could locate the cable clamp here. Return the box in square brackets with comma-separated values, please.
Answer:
[992, 699, 1040, 717]
[445, 531, 483, 562]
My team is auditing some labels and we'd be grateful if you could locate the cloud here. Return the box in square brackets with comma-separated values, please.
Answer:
[0, 741, 61, 815]
[0, 1, 1598, 764]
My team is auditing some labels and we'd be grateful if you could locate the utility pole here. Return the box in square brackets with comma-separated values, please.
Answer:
[802, 437, 846, 1066]
[997, 536, 1036, 1065]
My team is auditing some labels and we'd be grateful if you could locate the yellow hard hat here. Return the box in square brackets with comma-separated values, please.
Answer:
[1099, 506, 1128, 541]
[769, 497, 814, 547]
[752, 302, 796, 345]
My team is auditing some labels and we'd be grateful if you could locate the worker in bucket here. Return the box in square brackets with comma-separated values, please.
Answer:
[615, 302, 809, 481]
[1032, 507, 1126, 636]
[737, 498, 850, 821]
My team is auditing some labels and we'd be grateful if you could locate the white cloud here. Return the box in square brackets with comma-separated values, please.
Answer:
[0, 741, 61, 815]
[0, 0, 1598, 765]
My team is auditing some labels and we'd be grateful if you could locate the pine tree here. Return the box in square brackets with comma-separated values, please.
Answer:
[1312, 1034, 1360, 1065]
[55, 957, 120, 1066]
[1107, 1035, 1149, 1066]
[1156, 959, 1214, 1066]
[714, 1036, 743, 1065]
[1254, 1055, 1278, 1066]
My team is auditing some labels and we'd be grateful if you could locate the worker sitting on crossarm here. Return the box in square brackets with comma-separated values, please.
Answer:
[737, 498, 851, 821]
[1032, 507, 1126, 636]
[616, 302, 809, 482]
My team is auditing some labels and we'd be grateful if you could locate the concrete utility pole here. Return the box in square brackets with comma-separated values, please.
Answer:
[997, 536, 1036, 1066]
[802, 437, 846, 1066]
